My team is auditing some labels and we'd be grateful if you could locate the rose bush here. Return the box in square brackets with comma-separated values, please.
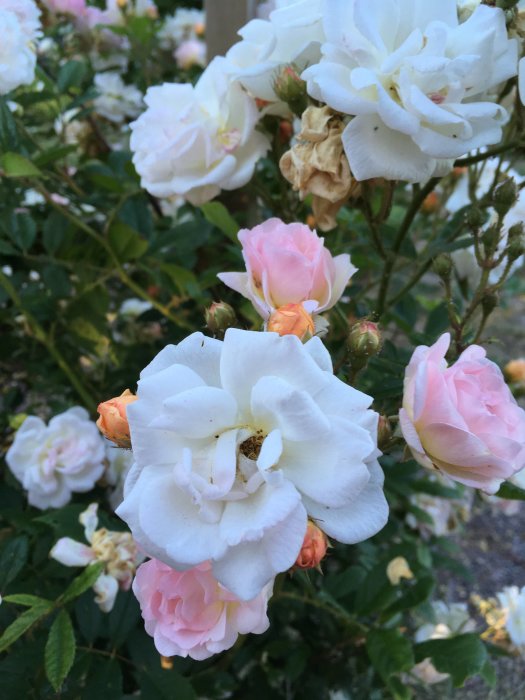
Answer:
[1, 1, 525, 697]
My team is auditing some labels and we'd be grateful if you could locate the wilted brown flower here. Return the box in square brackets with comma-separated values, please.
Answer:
[280, 106, 360, 231]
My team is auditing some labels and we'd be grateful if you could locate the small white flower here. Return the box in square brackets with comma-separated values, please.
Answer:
[303, 0, 518, 183]
[174, 38, 206, 70]
[0, 4, 41, 95]
[497, 586, 525, 650]
[50, 502, 142, 612]
[117, 329, 388, 601]
[119, 298, 153, 318]
[93, 72, 143, 124]
[6, 407, 106, 509]
[54, 109, 90, 146]
[130, 57, 271, 205]
[158, 8, 205, 49]
[412, 601, 476, 683]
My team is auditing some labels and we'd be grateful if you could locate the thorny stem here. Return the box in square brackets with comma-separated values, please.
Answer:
[0, 269, 97, 412]
[454, 140, 522, 167]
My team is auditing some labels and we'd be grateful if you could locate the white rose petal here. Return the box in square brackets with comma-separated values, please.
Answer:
[302, 0, 518, 183]
[117, 329, 388, 600]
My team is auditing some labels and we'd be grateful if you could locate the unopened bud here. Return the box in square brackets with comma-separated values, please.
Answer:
[481, 290, 499, 315]
[205, 302, 237, 335]
[273, 64, 307, 117]
[295, 522, 328, 570]
[466, 206, 485, 230]
[421, 191, 440, 214]
[504, 358, 525, 383]
[432, 253, 452, 280]
[492, 178, 517, 217]
[279, 120, 293, 144]
[507, 231, 525, 261]
[348, 320, 382, 359]
[482, 224, 501, 253]
[267, 303, 315, 341]
[97, 389, 137, 448]
[377, 416, 393, 451]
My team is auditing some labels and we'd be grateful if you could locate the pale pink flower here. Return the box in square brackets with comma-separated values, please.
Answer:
[400, 333, 525, 494]
[133, 558, 271, 660]
[174, 38, 206, 70]
[218, 218, 356, 318]
[43, 0, 87, 15]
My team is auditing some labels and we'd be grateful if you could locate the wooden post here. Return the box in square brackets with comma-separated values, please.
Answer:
[205, 0, 258, 60]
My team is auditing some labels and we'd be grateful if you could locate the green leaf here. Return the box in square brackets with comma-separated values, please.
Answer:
[3, 594, 53, 608]
[82, 659, 122, 700]
[45, 609, 76, 692]
[9, 214, 36, 252]
[414, 634, 488, 687]
[200, 202, 239, 243]
[0, 97, 19, 151]
[61, 562, 104, 604]
[161, 262, 200, 298]
[495, 481, 525, 501]
[0, 535, 29, 589]
[0, 603, 53, 652]
[385, 576, 435, 616]
[480, 659, 497, 687]
[366, 629, 415, 684]
[57, 60, 87, 93]
[34, 145, 77, 168]
[108, 221, 149, 261]
[0, 153, 42, 178]
[42, 211, 68, 254]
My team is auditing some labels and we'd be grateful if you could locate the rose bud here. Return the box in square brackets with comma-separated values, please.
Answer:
[348, 321, 382, 359]
[97, 389, 137, 448]
[295, 522, 328, 570]
[422, 191, 440, 214]
[267, 303, 315, 341]
[273, 64, 307, 116]
[505, 359, 525, 383]
[205, 301, 237, 336]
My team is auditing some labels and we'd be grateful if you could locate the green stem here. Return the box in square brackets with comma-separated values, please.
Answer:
[376, 177, 441, 317]
[34, 183, 184, 327]
[454, 140, 521, 167]
[0, 270, 97, 412]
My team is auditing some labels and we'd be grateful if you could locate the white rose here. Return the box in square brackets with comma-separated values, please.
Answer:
[225, 0, 324, 104]
[447, 159, 525, 287]
[303, 0, 518, 183]
[6, 407, 106, 509]
[497, 586, 525, 649]
[1, 0, 41, 40]
[158, 8, 205, 48]
[174, 38, 206, 70]
[0, 8, 39, 95]
[54, 108, 90, 145]
[93, 72, 143, 124]
[116, 329, 388, 600]
[130, 57, 271, 205]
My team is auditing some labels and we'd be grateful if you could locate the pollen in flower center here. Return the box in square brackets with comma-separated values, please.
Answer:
[239, 432, 265, 461]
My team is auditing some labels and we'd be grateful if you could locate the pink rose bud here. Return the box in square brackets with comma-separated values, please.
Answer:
[295, 522, 328, 570]
[96, 389, 137, 448]
[400, 333, 525, 494]
[267, 303, 315, 341]
[132, 559, 272, 660]
[218, 218, 356, 319]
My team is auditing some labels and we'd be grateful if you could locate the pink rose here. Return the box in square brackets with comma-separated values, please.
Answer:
[132, 559, 272, 660]
[400, 333, 525, 494]
[44, 0, 87, 15]
[218, 218, 356, 318]
[174, 39, 206, 70]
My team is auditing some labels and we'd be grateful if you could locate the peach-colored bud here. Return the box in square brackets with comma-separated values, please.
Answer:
[505, 359, 525, 383]
[422, 191, 440, 214]
[194, 21, 205, 36]
[295, 522, 328, 569]
[306, 214, 316, 229]
[267, 303, 315, 342]
[97, 389, 137, 448]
